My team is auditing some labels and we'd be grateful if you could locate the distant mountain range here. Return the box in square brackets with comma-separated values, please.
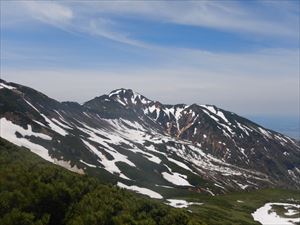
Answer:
[1, 79, 299, 199]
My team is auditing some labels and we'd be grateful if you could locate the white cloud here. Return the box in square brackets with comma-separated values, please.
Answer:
[1, 1, 298, 44]
[0, 1, 73, 32]
[22, 1, 73, 24]
[85, 18, 147, 47]
[69, 1, 298, 38]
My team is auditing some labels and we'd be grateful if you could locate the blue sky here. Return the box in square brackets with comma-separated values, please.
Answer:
[1, 1, 299, 123]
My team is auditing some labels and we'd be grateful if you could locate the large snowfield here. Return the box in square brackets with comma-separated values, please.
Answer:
[252, 202, 300, 225]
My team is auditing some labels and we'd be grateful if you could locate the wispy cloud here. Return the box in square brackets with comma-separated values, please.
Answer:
[85, 18, 147, 48]
[70, 1, 299, 38]
[0, 1, 72, 28]
[1, 1, 298, 45]
[1, 1, 147, 47]
[22, 1, 73, 24]
[1, 1, 299, 117]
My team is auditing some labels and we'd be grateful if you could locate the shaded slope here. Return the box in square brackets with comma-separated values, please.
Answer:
[0, 138, 204, 225]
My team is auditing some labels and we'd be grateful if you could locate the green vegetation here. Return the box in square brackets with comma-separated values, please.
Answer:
[183, 188, 300, 225]
[1, 137, 300, 225]
[0, 138, 203, 225]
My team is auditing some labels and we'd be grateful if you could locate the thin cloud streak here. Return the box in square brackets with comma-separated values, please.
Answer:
[23, 1, 73, 24]
[1, 1, 299, 45]
[85, 19, 148, 48]
[71, 1, 299, 38]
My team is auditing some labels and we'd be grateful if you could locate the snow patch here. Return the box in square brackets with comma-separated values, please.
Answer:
[0, 82, 15, 90]
[166, 199, 203, 208]
[162, 165, 192, 186]
[0, 117, 53, 162]
[42, 114, 68, 136]
[82, 139, 132, 180]
[258, 127, 272, 139]
[80, 159, 97, 168]
[51, 118, 72, 130]
[117, 182, 163, 199]
[168, 157, 193, 172]
[252, 203, 300, 225]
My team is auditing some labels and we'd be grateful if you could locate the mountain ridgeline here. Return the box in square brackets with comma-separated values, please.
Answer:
[0, 79, 299, 199]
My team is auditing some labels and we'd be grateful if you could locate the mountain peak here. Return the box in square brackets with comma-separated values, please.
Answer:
[108, 88, 152, 106]
[108, 88, 133, 97]
[1, 80, 300, 195]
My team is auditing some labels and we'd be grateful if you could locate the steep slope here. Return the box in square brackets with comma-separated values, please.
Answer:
[99, 88, 300, 186]
[0, 138, 204, 225]
[2, 138, 300, 225]
[0, 80, 299, 199]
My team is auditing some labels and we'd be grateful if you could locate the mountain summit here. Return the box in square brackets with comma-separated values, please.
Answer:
[1, 79, 299, 198]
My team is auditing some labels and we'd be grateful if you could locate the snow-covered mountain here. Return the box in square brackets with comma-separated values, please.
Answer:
[1, 79, 299, 198]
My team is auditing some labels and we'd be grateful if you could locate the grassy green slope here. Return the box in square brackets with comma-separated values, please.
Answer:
[182, 188, 300, 225]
